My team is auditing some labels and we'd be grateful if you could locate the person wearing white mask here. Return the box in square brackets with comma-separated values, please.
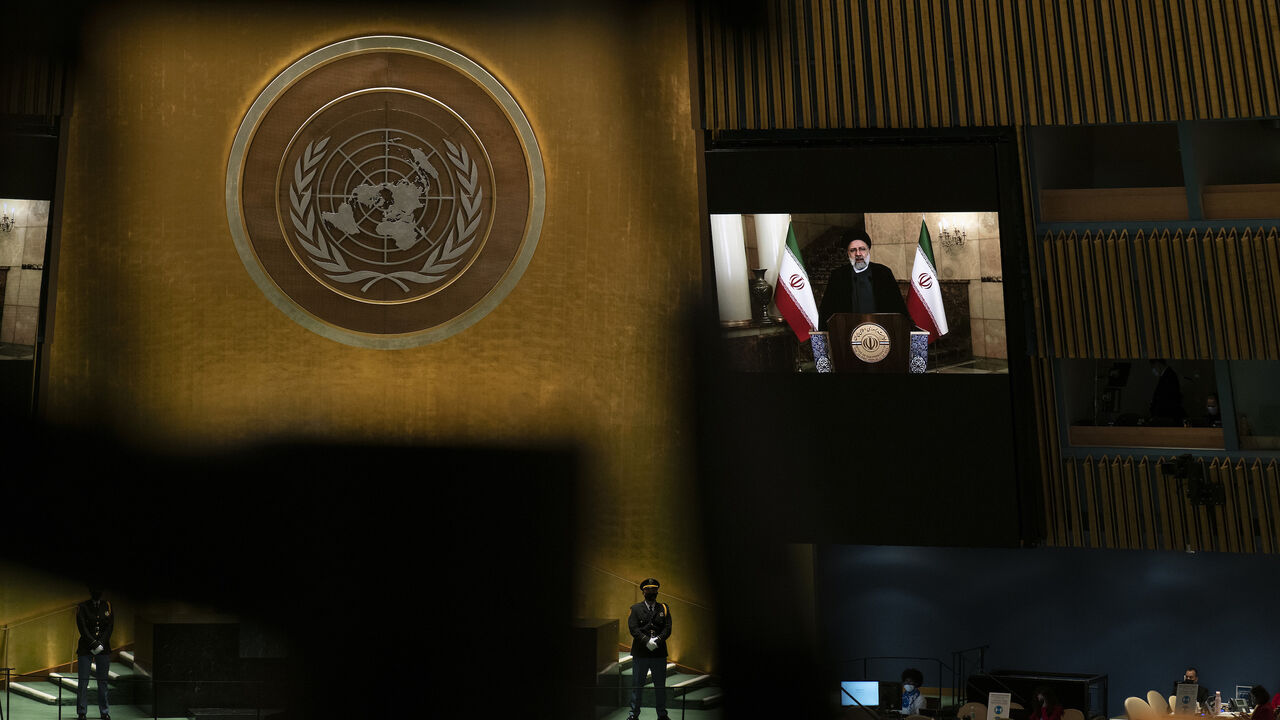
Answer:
[900, 668, 925, 715]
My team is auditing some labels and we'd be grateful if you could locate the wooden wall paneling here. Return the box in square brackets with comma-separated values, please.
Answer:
[1153, 455, 1176, 550]
[1099, 456, 1118, 548]
[1264, 460, 1280, 552]
[1082, 457, 1100, 548]
[1249, 460, 1270, 553]
[1155, 229, 1182, 357]
[928, 1, 950, 127]
[892, 0, 915, 127]
[1222, 229, 1251, 357]
[1118, 456, 1138, 548]
[1132, 232, 1158, 356]
[1211, 459, 1231, 551]
[1137, 457, 1159, 550]
[1181, 231, 1211, 358]
[1065, 456, 1083, 547]
[832, 0, 854, 126]
[1236, 459, 1257, 553]
[1266, 228, 1280, 359]
[1114, 231, 1141, 357]
[1201, 231, 1229, 358]
[1044, 233, 1066, 356]
[1167, 460, 1191, 551]
[1034, 360, 1066, 546]
[1078, 232, 1101, 356]
[1219, 457, 1244, 553]
[1257, 0, 1280, 117]
[817, 0, 838, 127]
[1063, 232, 1086, 356]
[1244, 228, 1280, 359]
[1209, 230, 1240, 357]
[776, 1, 795, 129]
[1096, 234, 1119, 357]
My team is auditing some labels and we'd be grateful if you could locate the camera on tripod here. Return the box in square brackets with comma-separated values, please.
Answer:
[1159, 454, 1225, 506]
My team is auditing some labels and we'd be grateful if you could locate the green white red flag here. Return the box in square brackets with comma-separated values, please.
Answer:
[774, 222, 819, 341]
[907, 219, 949, 343]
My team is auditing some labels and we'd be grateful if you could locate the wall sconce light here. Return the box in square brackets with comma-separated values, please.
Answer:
[0, 204, 14, 233]
[938, 217, 965, 250]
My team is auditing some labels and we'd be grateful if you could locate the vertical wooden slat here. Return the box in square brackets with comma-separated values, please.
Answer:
[1097, 234, 1118, 357]
[1114, 231, 1140, 357]
[1133, 231, 1157, 356]
[1078, 232, 1100, 356]
[1220, 459, 1242, 553]
[1265, 460, 1280, 552]
[1264, 229, 1280, 359]
[1153, 456, 1175, 550]
[1183, 231, 1210, 358]
[1098, 457, 1117, 548]
[1118, 456, 1137, 548]
[1201, 230, 1229, 358]
[1066, 456, 1084, 547]
[1081, 458, 1099, 548]
[1138, 459, 1159, 550]
[1236, 460, 1257, 554]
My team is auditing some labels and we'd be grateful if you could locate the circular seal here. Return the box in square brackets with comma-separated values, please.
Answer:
[849, 322, 891, 363]
[227, 36, 544, 348]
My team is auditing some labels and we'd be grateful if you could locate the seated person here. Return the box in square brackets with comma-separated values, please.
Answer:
[1028, 686, 1063, 720]
[900, 668, 925, 715]
[1191, 393, 1223, 428]
[1249, 686, 1273, 720]
[1172, 667, 1209, 706]
[818, 229, 908, 331]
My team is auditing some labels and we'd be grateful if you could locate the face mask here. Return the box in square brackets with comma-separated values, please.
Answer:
[903, 684, 916, 692]
[1207, 405, 1219, 416]
[644, 592, 657, 602]
[1153, 368, 1162, 377]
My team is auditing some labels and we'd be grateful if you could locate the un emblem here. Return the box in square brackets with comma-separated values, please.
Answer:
[227, 37, 544, 347]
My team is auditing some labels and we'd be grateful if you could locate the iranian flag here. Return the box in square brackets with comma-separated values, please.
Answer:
[774, 222, 819, 341]
[907, 219, 949, 343]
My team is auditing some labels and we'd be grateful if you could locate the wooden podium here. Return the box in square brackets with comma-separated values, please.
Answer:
[827, 313, 910, 373]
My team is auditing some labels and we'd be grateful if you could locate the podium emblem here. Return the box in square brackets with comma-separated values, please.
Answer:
[227, 36, 544, 348]
[849, 322, 891, 363]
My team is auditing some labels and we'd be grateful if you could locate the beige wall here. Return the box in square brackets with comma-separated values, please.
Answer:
[0, 561, 133, 674]
[45, 3, 712, 669]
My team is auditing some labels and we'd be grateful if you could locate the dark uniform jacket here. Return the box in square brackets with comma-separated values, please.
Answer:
[76, 599, 114, 656]
[818, 262, 909, 331]
[627, 601, 671, 658]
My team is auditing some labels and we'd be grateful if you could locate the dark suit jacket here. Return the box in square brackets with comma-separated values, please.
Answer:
[627, 601, 671, 658]
[1150, 366, 1185, 421]
[818, 262, 909, 330]
[76, 599, 114, 656]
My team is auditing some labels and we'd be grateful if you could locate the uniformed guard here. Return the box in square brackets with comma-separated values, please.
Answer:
[627, 577, 672, 720]
[75, 587, 114, 720]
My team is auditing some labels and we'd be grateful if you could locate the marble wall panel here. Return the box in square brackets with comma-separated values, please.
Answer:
[971, 317, 987, 357]
[969, 281, 984, 319]
[3, 269, 18, 306]
[22, 226, 46, 265]
[984, 319, 1007, 359]
[11, 306, 37, 345]
[16, 269, 42, 307]
[0, 309, 14, 343]
[0, 226, 22, 267]
[982, 282, 1005, 320]
[980, 234, 1002, 277]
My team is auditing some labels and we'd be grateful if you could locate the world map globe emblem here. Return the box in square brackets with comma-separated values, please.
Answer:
[229, 36, 543, 348]
[280, 90, 494, 304]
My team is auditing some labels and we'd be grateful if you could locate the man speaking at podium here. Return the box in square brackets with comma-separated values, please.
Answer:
[818, 229, 908, 330]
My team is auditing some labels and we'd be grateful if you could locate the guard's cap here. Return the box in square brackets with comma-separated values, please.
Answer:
[640, 577, 660, 591]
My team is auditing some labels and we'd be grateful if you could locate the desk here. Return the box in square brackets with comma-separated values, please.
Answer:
[1069, 426, 1225, 450]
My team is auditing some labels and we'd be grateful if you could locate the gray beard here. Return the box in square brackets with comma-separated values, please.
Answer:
[850, 258, 869, 272]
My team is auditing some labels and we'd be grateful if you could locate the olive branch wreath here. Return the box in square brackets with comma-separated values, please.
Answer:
[288, 136, 483, 293]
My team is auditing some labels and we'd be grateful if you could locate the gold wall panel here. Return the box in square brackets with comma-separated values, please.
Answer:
[700, 0, 1280, 130]
[1040, 226, 1280, 359]
[1050, 456, 1280, 552]
[45, 3, 713, 670]
[0, 562, 133, 674]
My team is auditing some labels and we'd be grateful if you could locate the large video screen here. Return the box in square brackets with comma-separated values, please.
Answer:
[710, 210, 1008, 374]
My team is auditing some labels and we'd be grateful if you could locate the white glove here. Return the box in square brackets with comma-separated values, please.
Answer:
[92, 644, 104, 655]
[646, 638, 658, 651]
